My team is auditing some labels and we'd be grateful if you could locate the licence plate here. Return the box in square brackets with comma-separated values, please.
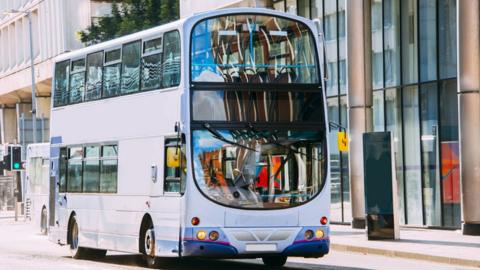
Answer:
[245, 244, 277, 252]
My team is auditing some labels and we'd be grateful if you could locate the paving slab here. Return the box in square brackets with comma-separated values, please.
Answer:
[330, 224, 480, 268]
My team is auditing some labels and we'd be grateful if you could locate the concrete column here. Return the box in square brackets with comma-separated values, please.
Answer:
[36, 97, 51, 119]
[346, 0, 373, 229]
[0, 107, 18, 144]
[458, 0, 480, 236]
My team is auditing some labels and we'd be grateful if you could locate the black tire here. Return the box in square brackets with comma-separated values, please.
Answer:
[262, 256, 288, 268]
[141, 220, 162, 268]
[40, 207, 47, 235]
[69, 215, 92, 259]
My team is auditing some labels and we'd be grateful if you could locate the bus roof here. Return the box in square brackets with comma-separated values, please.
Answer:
[54, 8, 317, 63]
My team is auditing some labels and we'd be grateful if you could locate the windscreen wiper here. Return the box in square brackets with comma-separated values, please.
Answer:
[203, 123, 257, 152]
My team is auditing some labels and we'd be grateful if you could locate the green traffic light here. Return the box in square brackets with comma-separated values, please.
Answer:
[13, 163, 20, 169]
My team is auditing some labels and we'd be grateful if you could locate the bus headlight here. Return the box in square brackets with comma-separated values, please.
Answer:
[196, 230, 206, 240]
[316, 229, 324, 239]
[208, 231, 219, 241]
[304, 230, 314, 240]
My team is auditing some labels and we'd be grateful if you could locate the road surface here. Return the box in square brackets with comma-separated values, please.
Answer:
[0, 219, 474, 270]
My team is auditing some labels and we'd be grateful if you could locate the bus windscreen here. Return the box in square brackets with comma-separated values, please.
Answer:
[191, 14, 319, 84]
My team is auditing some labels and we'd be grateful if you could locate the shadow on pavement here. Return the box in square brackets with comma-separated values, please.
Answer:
[76, 254, 372, 270]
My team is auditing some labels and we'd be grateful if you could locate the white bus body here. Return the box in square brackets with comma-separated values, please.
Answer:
[25, 143, 50, 234]
[49, 8, 330, 267]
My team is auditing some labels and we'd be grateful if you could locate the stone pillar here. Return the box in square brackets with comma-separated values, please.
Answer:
[346, 0, 373, 229]
[0, 107, 18, 144]
[458, 0, 480, 236]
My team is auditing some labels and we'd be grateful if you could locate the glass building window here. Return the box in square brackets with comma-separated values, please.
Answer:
[297, 0, 310, 18]
[385, 88, 404, 223]
[439, 0, 457, 79]
[339, 95, 351, 222]
[440, 79, 460, 227]
[85, 52, 103, 101]
[121, 41, 142, 94]
[403, 86, 422, 225]
[373, 90, 385, 131]
[384, 0, 401, 87]
[401, 0, 418, 84]
[419, 0, 437, 82]
[324, 9, 338, 96]
[327, 97, 341, 222]
[420, 83, 441, 226]
[338, 1, 347, 94]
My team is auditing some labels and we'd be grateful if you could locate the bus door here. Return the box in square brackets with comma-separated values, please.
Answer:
[150, 138, 185, 256]
[49, 146, 68, 243]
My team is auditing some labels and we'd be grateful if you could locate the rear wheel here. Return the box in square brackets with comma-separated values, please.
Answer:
[68, 216, 91, 259]
[40, 207, 47, 235]
[262, 256, 288, 268]
[141, 221, 162, 268]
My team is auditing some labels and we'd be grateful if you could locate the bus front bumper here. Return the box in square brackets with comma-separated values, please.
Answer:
[181, 226, 330, 258]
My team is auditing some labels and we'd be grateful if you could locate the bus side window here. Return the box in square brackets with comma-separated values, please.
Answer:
[164, 139, 185, 193]
[100, 145, 118, 193]
[53, 60, 70, 107]
[162, 31, 181, 88]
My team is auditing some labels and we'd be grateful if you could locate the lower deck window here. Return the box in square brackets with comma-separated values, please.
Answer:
[60, 144, 118, 193]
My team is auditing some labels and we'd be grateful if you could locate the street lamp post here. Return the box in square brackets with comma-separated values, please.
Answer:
[3, 9, 37, 144]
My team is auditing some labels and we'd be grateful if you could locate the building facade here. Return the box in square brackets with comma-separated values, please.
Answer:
[181, 0, 473, 231]
[0, 0, 113, 211]
[0, 0, 112, 147]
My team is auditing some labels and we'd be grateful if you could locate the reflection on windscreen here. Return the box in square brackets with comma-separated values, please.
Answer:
[191, 14, 318, 84]
[192, 129, 325, 209]
[192, 90, 323, 122]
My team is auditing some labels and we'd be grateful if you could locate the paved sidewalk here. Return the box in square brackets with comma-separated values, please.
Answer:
[330, 224, 480, 268]
[0, 210, 14, 219]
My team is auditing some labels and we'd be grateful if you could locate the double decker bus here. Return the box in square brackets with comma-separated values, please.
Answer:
[48, 8, 329, 268]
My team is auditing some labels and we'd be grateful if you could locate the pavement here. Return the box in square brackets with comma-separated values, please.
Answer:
[0, 215, 479, 269]
[0, 210, 14, 219]
[0, 219, 477, 270]
[330, 224, 480, 268]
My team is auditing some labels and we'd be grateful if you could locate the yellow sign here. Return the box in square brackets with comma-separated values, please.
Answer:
[337, 131, 349, 152]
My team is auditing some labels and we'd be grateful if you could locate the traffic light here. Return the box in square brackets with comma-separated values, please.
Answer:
[3, 145, 23, 171]
[11, 146, 22, 170]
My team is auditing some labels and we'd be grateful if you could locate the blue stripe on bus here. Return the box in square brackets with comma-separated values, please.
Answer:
[50, 136, 62, 144]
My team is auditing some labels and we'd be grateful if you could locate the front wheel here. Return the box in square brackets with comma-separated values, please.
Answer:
[262, 256, 288, 268]
[142, 223, 162, 268]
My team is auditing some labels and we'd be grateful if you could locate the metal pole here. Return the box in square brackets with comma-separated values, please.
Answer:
[27, 11, 37, 144]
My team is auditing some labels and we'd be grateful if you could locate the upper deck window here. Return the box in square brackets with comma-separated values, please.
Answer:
[53, 60, 70, 107]
[191, 14, 319, 84]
